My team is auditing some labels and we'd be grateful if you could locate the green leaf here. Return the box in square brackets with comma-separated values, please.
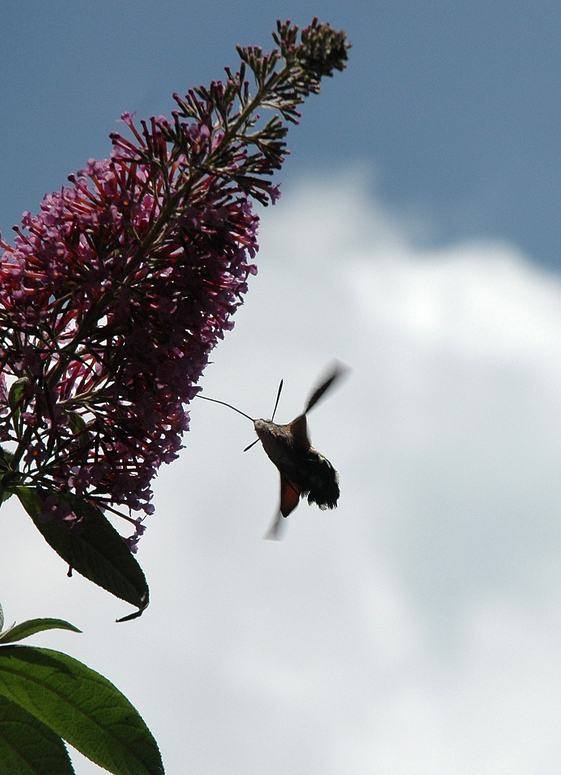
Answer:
[8, 378, 29, 415]
[0, 447, 16, 505]
[0, 619, 81, 645]
[0, 692, 75, 775]
[0, 646, 164, 775]
[15, 488, 149, 621]
[0, 447, 15, 470]
[66, 412, 90, 448]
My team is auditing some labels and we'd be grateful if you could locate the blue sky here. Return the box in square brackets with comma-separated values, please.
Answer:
[2, 3, 561, 774]
[1, 1, 560, 267]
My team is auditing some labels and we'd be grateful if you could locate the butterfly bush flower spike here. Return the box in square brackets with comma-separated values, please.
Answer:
[0, 20, 349, 554]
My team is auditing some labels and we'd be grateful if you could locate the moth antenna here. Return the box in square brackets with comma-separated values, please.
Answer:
[270, 379, 284, 422]
[196, 395, 255, 423]
[244, 377, 283, 452]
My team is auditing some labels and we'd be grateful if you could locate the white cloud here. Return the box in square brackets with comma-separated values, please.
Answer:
[3, 171, 561, 774]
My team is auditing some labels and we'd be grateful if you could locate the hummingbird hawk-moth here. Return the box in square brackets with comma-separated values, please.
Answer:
[198, 363, 346, 539]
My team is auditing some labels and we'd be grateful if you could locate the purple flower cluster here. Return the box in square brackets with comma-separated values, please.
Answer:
[0, 19, 349, 548]
[0, 112, 264, 533]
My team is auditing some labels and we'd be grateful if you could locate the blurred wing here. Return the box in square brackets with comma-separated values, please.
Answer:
[264, 475, 301, 540]
[280, 475, 301, 516]
[264, 510, 283, 540]
[304, 363, 347, 414]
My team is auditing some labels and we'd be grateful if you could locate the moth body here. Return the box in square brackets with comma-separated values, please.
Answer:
[198, 363, 346, 539]
[254, 413, 340, 520]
